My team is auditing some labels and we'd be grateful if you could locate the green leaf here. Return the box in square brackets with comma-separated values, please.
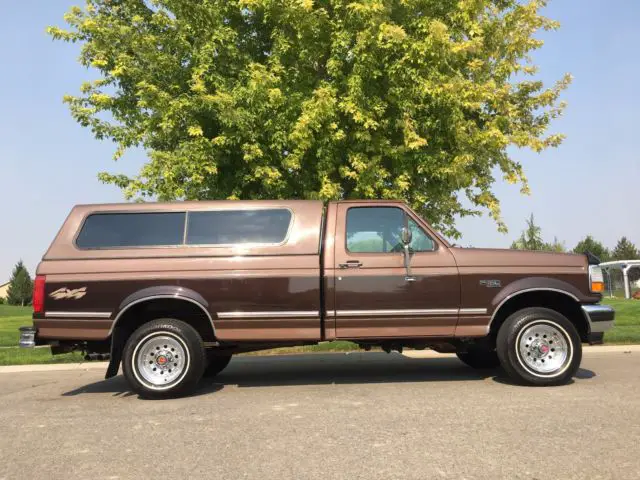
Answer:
[49, 0, 571, 238]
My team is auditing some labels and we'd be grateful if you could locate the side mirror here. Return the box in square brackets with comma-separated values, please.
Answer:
[401, 227, 412, 246]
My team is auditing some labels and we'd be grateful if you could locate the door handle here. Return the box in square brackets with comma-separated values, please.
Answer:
[339, 260, 363, 269]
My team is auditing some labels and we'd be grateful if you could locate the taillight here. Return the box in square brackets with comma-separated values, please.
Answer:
[33, 275, 46, 313]
[589, 266, 604, 293]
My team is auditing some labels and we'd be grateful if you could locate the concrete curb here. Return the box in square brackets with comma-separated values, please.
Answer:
[1, 344, 638, 373]
[0, 362, 109, 373]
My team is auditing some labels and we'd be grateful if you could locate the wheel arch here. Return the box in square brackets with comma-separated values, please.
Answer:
[488, 288, 589, 343]
[105, 286, 216, 379]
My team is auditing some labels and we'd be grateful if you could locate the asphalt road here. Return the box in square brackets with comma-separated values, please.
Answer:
[1, 351, 639, 480]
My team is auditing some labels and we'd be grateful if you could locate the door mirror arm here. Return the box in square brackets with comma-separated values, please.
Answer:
[403, 244, 415, 281]
[400, 226, 415, 281]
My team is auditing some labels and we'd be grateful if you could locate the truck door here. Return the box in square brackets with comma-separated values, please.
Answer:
[332, 203, 460, 338]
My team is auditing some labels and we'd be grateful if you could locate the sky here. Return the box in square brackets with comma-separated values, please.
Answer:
[0, 0, 639, 280]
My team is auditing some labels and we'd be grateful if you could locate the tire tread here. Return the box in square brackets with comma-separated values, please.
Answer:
[122, 318, 206, 399]
[496, 307, 582, 386]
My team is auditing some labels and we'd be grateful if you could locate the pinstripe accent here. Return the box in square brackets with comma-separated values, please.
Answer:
[217, 311, 319, 319]
[45, 311, 112, 319]
[335, 309, 458, 317]
[328, 308, 487, 317]
[216, 308, 488, 319]
[459, 308, 488, 315]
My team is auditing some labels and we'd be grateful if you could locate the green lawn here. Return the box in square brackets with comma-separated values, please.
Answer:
[0, 297, 638, 365]
[0, 304, 85, 365]
[599, 298, 640, 344]
[0, 348, 84, 365]
[0, 304, 31, 347]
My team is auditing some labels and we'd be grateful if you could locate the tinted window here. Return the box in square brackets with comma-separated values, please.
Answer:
[346, 207, 434, 253]
[186, 209, 292, 245]
[76, 212, 186, 249]
[346, 207, 404, 253]
[408, 218, 435, 251]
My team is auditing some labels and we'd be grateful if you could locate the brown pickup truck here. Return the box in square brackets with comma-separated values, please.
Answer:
[20, 199, 614, 398]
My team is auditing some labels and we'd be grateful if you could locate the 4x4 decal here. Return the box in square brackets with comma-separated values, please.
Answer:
[49, 287, 87, 300]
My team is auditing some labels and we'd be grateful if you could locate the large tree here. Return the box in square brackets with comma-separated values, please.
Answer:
[573, 235, 610, 262]
[6, 260, 33, 307]
[49, 0, 570, 237]
[611, 237, 639, 261]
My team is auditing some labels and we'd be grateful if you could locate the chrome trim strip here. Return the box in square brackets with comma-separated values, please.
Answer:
[587, 320, 614, 334]
[486, 288, 581, 334]
[327, 308, 486, 317]
[459, 308, 487, 315]
[217, 311, 320, 319]
[45, 311, 112, 319]
[335, 309, 458, 317]
[109, 295, 215, 336]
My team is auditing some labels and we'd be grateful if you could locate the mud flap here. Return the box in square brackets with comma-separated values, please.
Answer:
[105, 328, 125, 379]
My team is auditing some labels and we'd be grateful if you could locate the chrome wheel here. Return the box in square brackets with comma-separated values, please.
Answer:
[132, 332, 190, 390]
[516, 320, 572, 377]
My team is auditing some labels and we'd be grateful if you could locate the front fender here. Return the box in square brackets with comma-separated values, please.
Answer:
[488, 276, 599, 319]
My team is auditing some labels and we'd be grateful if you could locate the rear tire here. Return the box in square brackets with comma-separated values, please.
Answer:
[204, 351, 232, 378]
[456, 348, 501, 369]
[496, 307, 582, 386]
[122, 318, 206, 399]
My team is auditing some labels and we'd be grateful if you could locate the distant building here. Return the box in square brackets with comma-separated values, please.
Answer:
[0, 282, 9, 300]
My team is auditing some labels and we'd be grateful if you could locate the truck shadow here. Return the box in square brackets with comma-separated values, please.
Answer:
[62, 352, 596, 398]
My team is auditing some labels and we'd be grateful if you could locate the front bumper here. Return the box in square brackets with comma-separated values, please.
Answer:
[582, 304, 615, 344]
[582, 304, 615, 333]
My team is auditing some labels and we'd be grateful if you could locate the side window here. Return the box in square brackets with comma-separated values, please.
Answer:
[75, 212, 186, 249]
[186, 209, 292, 245]
[408, 218, 435, 252]
[345, 207, 435, 253]
[346, 207, 404, 253]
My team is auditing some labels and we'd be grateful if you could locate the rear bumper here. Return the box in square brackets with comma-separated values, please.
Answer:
[19, 327, 37, 348]
[20, 326, 89, 356]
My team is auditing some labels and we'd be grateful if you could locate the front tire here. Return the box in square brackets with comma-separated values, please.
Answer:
[497, 307, 582, 386]
[122, 318, 206, 399]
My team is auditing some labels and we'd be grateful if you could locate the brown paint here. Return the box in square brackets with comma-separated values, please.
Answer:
[31, 199, 602, 347]
[332, 202, 459, 338]
[34, 319, 113, 340]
